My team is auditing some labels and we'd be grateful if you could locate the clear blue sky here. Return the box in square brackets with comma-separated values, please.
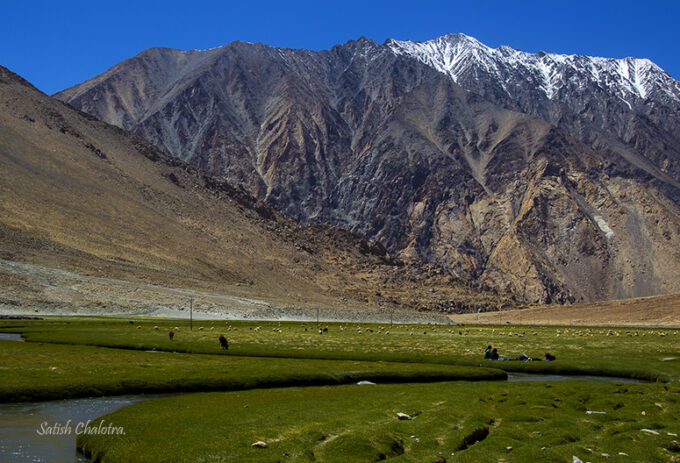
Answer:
[2, 0, 678, 94]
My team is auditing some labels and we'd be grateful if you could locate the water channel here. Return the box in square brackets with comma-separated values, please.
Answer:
[0, 373, 646, 462]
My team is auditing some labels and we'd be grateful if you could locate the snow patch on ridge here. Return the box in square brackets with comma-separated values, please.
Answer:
[593, 215, 614, 239]
[386, 34, 680, 104]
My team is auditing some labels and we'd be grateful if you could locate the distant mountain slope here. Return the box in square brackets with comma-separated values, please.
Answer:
[0, 65, 508, 313]
[387, 34, 680, 192]
[54, 35, 680, 304]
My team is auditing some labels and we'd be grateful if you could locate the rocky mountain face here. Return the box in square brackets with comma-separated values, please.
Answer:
[388, 34, 680, 196]
[55, 35, 680, 304]
[1, 65, 509, 314]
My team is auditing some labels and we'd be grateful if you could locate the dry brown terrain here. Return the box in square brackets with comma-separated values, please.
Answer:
[449, 293, 680, 327]
[0, 259, 451, 323]
[0, 65, 510, 317]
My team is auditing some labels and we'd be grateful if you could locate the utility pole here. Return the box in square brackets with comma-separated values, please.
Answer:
[190, 298, 193, 331]
[390, 309, 393, 328]
[316, 307, 320, 330]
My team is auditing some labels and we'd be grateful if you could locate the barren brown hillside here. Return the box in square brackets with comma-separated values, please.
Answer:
[0, 65, 510, 316]
[449, 293, 680, 327]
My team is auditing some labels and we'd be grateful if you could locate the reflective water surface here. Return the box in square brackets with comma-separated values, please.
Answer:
[0, 395, 164, 463]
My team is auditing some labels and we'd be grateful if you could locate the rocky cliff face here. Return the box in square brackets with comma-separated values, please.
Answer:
[55, 35, 680, 304]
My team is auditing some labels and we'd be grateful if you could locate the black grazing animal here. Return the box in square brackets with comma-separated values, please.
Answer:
[169, 331, 174, 341]
[218, 334, 229, 350]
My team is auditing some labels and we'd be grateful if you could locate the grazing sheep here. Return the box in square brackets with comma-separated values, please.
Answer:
[169, 331, 175, 341]
[218, 334, 229, 350]
[154, 326, 159, 330]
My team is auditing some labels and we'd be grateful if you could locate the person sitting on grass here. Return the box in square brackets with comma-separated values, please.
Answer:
[544, 352, 556, 361]
[489, 348, 499, 360]
[484, 345, 492, 359]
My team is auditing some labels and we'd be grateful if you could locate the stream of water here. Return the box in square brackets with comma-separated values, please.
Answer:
[0, 372, 646, 462]
[0, 395, 165, 463]
[506, 372, 646, 383]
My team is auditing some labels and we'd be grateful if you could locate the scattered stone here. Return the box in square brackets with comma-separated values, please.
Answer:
[668, 432, 678, 437]
[661, 357, 677, 362]
[397, 413, 412, 420]
[618, 452, 628, 456]
[251, 441, 267, 448]
[572, 457, 583, 463]
[586, 410, 606, 414]
[357, 381, 376, 385]
[506, 446, 512, 451]
[641, 428, 659, 435]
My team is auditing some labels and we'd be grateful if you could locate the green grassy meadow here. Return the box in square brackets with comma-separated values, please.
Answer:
[0, 339, 501, 402]
[3, 317, 679, 380]
[1, 317, 679, 462]
[78, 382, 680, 463]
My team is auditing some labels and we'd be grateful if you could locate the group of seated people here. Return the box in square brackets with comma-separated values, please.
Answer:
[484, 345, 555, 361]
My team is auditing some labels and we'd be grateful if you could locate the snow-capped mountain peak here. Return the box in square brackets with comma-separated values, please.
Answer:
[387, 34, 680, 104]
